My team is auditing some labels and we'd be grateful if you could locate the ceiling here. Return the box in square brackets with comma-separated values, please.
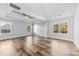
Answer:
[0, 3, 76, 23]
[15, 3, 76, 19]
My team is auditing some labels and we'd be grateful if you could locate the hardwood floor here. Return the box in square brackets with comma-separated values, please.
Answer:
[0, 36, 79, 56]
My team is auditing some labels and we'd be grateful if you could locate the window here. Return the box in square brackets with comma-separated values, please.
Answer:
[53, 24, 59, 33]
[0, 21, 12, 34]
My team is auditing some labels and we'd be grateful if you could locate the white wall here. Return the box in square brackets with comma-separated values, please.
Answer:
[74, 4, 79, 48]
[34, 21, 48, 37]
[0, 17, 32, 40]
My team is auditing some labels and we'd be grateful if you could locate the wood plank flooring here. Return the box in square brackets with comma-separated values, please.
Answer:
[0, 36, 79, 56]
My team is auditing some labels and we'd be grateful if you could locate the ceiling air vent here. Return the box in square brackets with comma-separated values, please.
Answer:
[9, 3, 21, 10]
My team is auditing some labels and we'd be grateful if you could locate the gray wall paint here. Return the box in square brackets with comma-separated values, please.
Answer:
[0, 17, 32, 40]
[34, 16, 74, 41]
